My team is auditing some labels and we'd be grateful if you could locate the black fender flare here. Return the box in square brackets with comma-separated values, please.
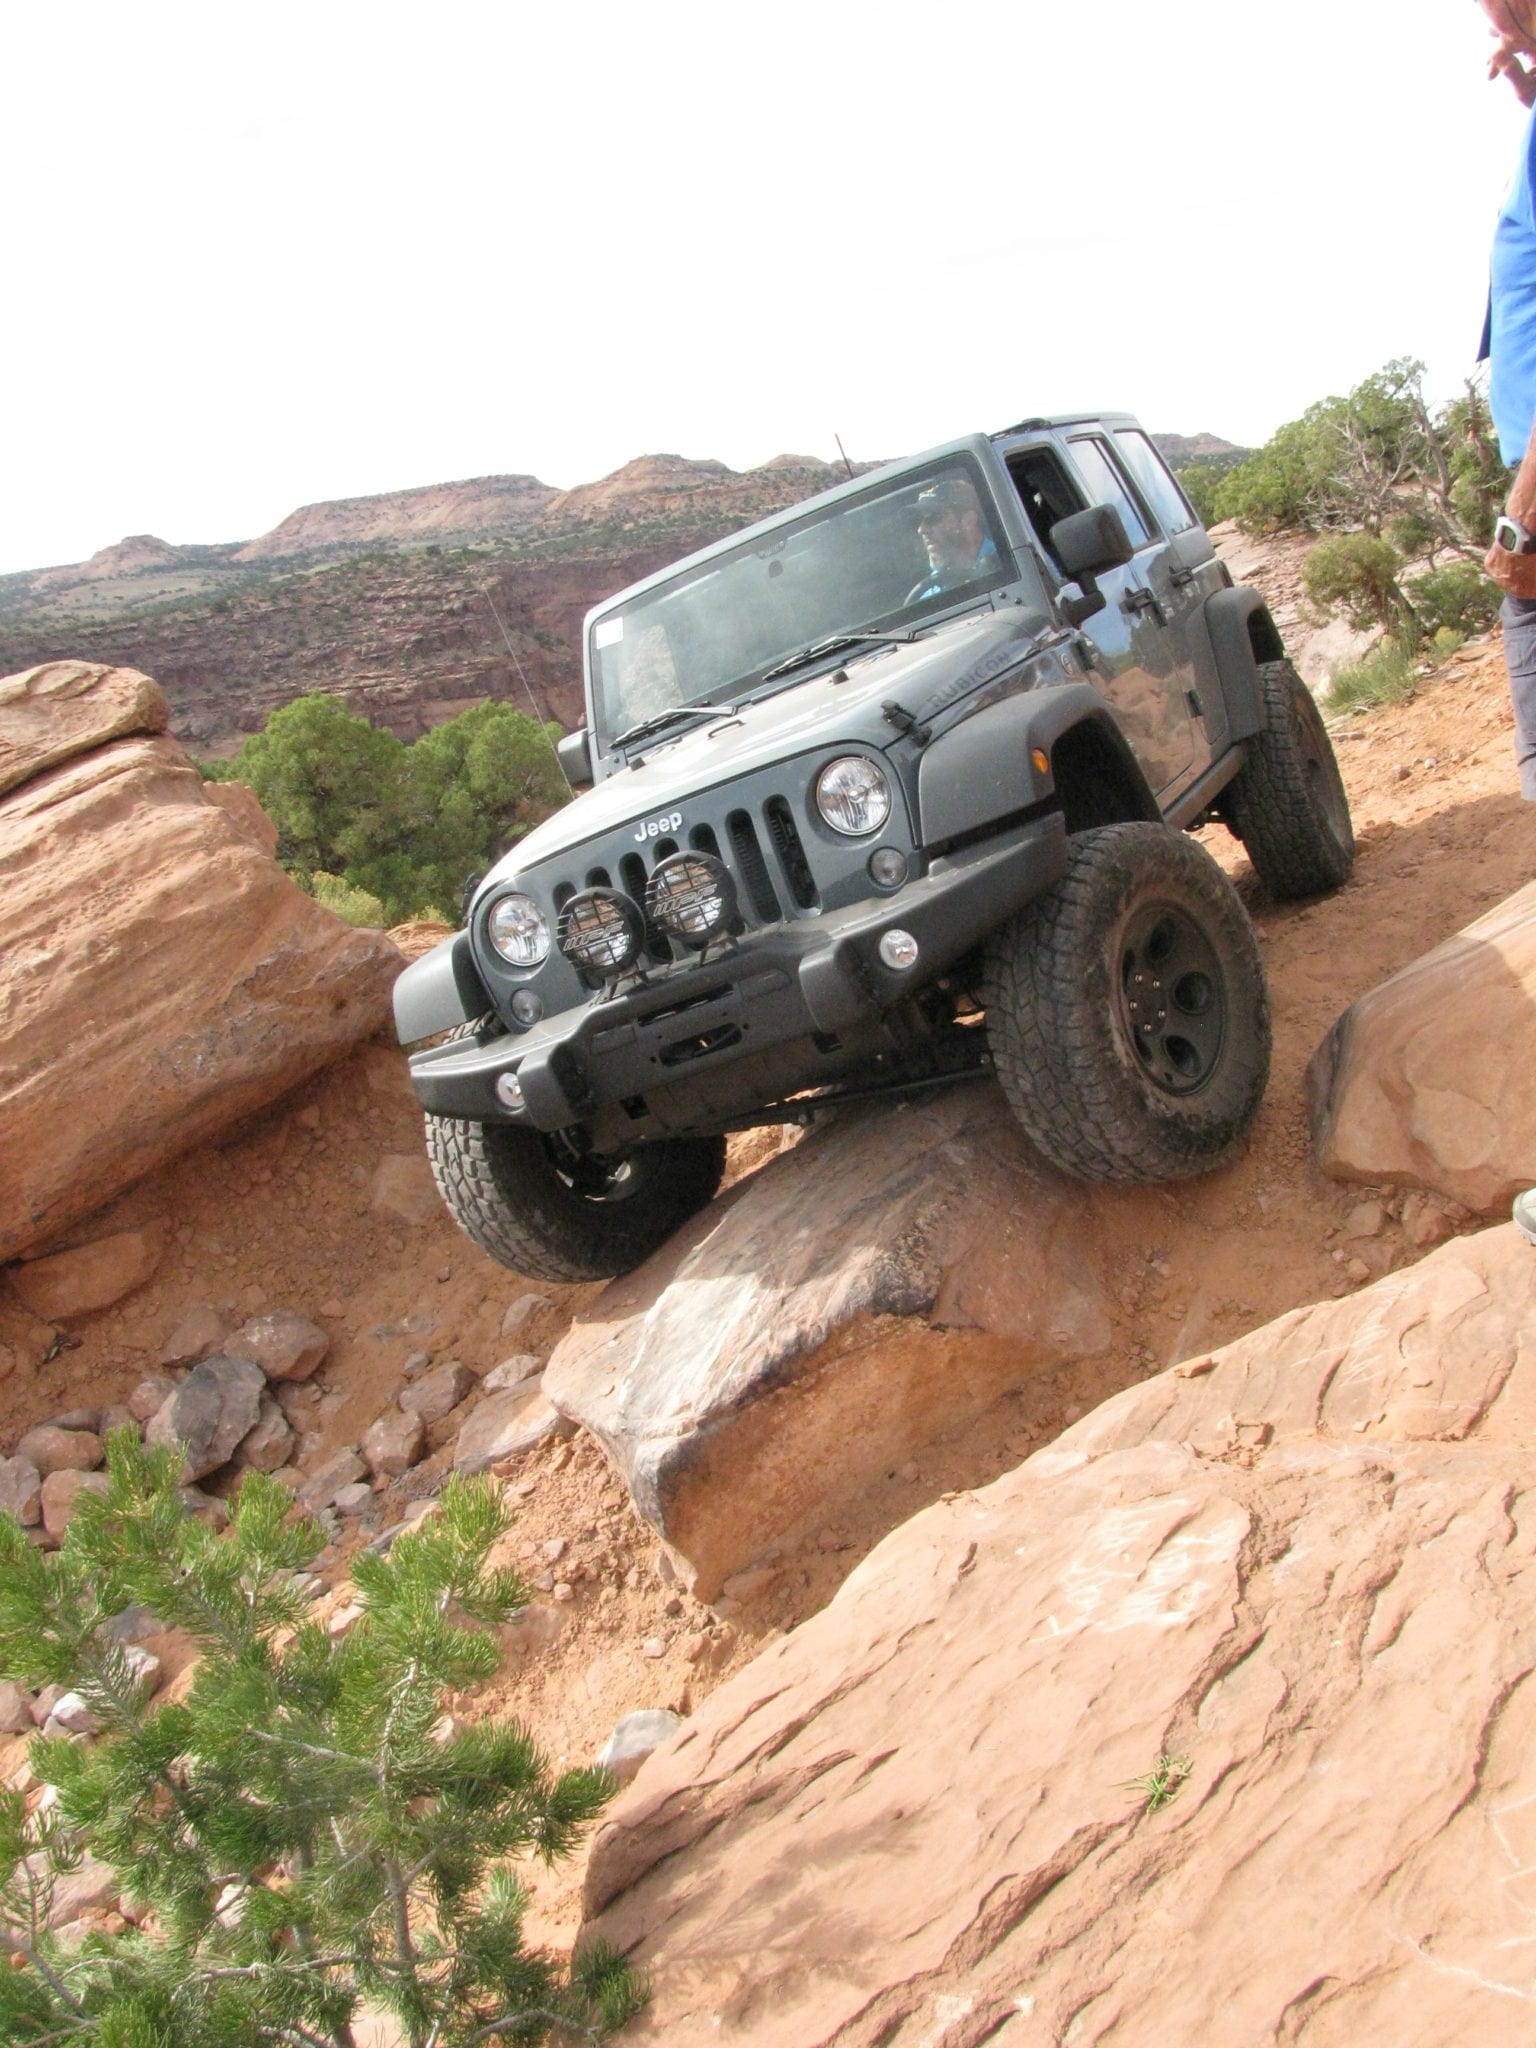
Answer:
[392, 930, 493, 1045]
[916, 683, 1159, 847]
[1194, 585, 1283, 749]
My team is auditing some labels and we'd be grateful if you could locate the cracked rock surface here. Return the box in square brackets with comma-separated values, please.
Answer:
[581, 1223, 1536, 2045]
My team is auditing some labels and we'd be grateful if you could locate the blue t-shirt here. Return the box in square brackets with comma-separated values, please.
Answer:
[1489, 110, 1536, 464]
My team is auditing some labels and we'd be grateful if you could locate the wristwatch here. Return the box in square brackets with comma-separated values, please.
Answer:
[1495, 513, 1536, 554]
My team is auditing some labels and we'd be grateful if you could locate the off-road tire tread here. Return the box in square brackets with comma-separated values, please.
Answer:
[421, 1024, 726, 1282]
[1226, 658, 1354, 901]
[982, 822, 1270, 1183]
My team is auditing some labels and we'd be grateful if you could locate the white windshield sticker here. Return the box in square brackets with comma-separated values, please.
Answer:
[593, 617, 624, 648]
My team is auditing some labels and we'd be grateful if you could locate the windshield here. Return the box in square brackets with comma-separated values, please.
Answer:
[588, 454, 1016, 750]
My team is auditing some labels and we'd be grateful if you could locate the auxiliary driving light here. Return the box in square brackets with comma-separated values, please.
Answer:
[509, 988, 544, 1028]
[878, 929, 919, 971]
[557, 888, 646, 976]
[496, 1071, 526, 1111]
[646, 851, 738, 947]
[868, 846, 908, 890]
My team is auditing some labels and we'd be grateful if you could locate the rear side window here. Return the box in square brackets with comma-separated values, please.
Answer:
[1114, 429, 1197, 536]
[1066, 437, 1150, 549]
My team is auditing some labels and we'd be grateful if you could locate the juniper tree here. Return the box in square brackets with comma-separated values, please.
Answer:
[0, 1432, 642, 2046]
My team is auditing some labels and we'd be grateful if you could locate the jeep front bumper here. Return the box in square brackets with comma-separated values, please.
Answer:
[406, 813, 1066, 1129]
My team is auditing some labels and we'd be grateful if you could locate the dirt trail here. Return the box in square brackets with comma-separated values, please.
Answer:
[1, 628, 1528, 1943]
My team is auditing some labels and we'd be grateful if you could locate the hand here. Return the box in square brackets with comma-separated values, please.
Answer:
[1490, 37, 1536, 103]
[1486, 535, 1536, 597]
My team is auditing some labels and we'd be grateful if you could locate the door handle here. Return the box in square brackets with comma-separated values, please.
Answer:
[1122, 583, 1166, 627]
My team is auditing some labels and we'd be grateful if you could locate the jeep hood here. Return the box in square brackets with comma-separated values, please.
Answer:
[485, 607, 1051, 891]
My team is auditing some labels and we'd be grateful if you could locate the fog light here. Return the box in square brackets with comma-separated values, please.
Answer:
[509, 988, 544, 1027]
[496, 1071, 525, 1111]
[868, 846, 908, 890]
[557, 888, 646, 975]
[646, 851, 738, 946]
[878, 929, 919, 971]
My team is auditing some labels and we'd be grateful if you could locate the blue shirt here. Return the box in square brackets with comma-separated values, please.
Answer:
[906, 535, 1001, 605]
[1489, 109, 1536, 464]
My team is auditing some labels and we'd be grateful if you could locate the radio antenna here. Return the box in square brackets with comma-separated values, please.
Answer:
[481, 581, 573, 796]
[834, 433, 855, 479]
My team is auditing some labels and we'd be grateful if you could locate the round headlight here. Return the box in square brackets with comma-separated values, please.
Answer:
[487, 892, 550, 968]
[557, 888, 646, 976]
[816, 756, 891, 837]
[646, 852, 738, 947]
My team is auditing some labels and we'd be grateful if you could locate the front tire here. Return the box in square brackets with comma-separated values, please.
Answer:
[1225, 657, 1354, 900]
[425, 1058, 726, 1286]
[982, 822, 1270, 1182]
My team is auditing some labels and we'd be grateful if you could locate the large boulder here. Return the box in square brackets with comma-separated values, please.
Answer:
[581, 1225, 1536, 2045]
[0, 666, 401, 1262]
[544, 1089, 1116, 1598]
[1309, 880, 1536, 1213]
[0, 660, 167, 798]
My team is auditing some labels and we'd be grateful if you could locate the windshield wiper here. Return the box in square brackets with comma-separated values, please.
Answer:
[609, 701, 737, 753]
[757, 631, 920, 686]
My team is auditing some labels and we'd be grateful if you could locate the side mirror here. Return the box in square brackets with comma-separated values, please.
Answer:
[557, 727, 594, 790]
[1049, 506, 1134, 630]
[1049, 504, 1135, 581]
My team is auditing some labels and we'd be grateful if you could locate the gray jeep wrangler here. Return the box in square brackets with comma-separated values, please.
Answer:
[394, 413, 1353, 1283]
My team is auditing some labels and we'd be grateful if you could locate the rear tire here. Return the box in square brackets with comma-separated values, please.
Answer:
[982, 822, 1270, 1182]
[1225, 658, 1354, 900]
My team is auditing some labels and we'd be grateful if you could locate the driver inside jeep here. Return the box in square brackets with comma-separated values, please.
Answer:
[905, 474, 1001, 602]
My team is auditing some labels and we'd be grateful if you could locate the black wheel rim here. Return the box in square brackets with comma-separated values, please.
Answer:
[545, 1133, 640, 1205]
[1117, 899, 1227, 1096]
[1295, 683, 1352, 844]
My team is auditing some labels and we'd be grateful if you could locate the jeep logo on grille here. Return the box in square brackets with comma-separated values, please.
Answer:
[633, 810, 684, 842]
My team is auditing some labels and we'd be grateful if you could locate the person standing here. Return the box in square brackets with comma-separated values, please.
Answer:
[1480, 0, 1536, 799]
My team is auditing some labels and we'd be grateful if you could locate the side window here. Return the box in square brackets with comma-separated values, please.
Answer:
[1114, 429, 1197, 536]
[1065, 437, 1151, 549]
[1006, 448, 1086, 575]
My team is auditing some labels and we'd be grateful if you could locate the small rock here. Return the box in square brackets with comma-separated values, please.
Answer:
[333, 1482, 375, 1517]
[453, 1389, 573, 1474]
[224, 1311, 329, 1384]
[41, 1469, 109, 1541]
[122, 1645, 162, 1695]
[48, 1407, 100, 1432]
[296, 1104, 321, 1130]
[1343, 1200, 1387, 1240]
[0, 1457, 42, 1527]
[499, 1294, 552, 1340]
[552, 1580, 575, 1603]
[158, 1301, 227, 1368]
[272, 1381, 321, 1422]
[48, 1691, 100, 1735]
[482, 1353, 541, 1394]
[719, 1564, 778, 1604]
[499, 1603, 565, 1666]
[398, 1361, 474, 1423]
[16, 1426, 103, 1477]
[101, 1604, 160, 1645]
[127, 1373, 177, 1424]
[8, 1228, 163, 1321]
[99, 1405, 138, 1441]
[234, 1397, 295, 1474]
[318, 1297, 345, 1320]
[361, 1408, 426, 1479]
[147, 1356, 267, 1480]
[0, 1680, 32, 1735]
[178, 1486, 230, 1528]
[597, 1708, 683, 1783]
[298, 1448, 367, 1510]
[641, 1636, 668, 1659]
[401, 1350, 431, 1379]
[1345, 1256, 1372, 1285]
[816, 1529, 844, 1553]
[31, 1684, 65, 1726]
[327, 1601, 364, 1636]
[541, 1537, 568, 1562]
[40, 1853, 118, 1927]
[897, 1460, 921, 1482]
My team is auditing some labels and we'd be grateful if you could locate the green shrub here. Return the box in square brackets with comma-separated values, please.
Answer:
[310, 871, 388, 927]
[1325, 643, 1420, 714]
[1403, 561, 1502, 639]
[1303, 531, 1416, 637]
[0, 1434, 643, 2046]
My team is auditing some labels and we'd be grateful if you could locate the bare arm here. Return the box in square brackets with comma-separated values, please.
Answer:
[1487, 418, 1536, 597]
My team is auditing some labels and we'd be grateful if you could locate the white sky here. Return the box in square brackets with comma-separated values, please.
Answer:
[4, 0, 1528, 575]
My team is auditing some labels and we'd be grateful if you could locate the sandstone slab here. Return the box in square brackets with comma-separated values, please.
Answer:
[1310, 878, 1536, 1212]
[582, 1225, 1536, 2046]
[0, 660, 167, 799]
[8, 1227, 164, 1321]
[544, 1089, 1115, 1597]
[0, 694, 400, 1263]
